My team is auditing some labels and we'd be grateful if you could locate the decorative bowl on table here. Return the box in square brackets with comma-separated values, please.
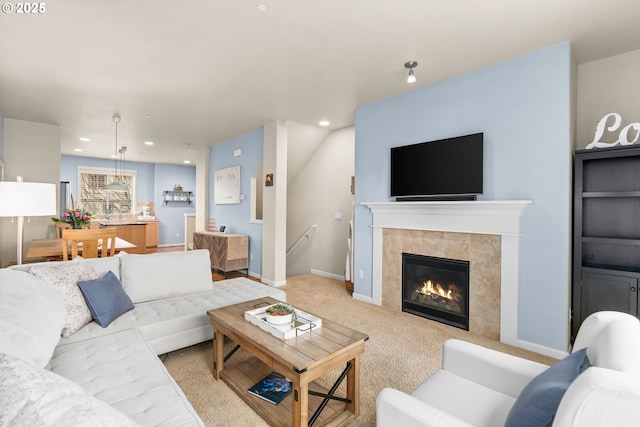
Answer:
[264, 303, 296, 325]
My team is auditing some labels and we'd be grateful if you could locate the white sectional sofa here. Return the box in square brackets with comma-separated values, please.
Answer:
[0, 249, 287, 426]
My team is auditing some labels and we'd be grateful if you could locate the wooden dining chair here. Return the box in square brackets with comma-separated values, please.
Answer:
[55, 222, 72, 238]
[61, 228, 117, 260]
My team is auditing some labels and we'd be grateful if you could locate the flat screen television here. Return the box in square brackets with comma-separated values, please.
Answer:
[390, 132, 483, 201]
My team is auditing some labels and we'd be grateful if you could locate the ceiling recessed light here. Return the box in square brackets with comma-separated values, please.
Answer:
[257, 4, 267, 12]
[73, 148, 83, 152]
[144, 141, 154, 146]
[144, 114, 151, 118]
[183, 160, 191, 164]
[319, 120, 330, 127]
[79, 137, 90, 142]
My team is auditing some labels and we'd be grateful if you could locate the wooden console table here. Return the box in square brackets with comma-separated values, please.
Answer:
[193, 231, 248, 275]
[208, 297, 368, 427]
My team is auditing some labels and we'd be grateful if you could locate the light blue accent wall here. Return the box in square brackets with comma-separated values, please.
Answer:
[154, 163, 196, 245]
[209, 128, 264, 277]
[60, 155, 195, 246]
[354, 42, 573, 352]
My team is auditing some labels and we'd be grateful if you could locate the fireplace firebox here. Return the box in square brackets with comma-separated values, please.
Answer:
[402, 253, 470, 330]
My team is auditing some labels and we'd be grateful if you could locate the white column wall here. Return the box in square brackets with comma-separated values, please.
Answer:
[261, 121, 288, 286]
[195, 146, 209, 232]
[1, 118, 60, 267]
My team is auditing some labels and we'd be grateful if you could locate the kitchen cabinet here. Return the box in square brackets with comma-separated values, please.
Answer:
[145, 221, 158, 248]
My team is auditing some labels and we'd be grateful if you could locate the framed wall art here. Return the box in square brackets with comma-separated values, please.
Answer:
[214, 165, 241, 204]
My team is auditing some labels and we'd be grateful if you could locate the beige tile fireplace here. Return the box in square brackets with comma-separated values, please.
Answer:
[382, 228, 501, 339]
[364, 201, 531, 348]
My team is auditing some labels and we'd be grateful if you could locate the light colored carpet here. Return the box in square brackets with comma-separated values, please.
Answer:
[163, 274, 556, 426]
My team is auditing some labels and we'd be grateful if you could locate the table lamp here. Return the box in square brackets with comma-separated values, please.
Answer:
[0, 176, 56, 265]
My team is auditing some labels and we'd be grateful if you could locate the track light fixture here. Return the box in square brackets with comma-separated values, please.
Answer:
[404, 61, 418, 84]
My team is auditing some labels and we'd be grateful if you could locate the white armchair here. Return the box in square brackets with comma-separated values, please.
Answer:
[377, 311, 640, 427]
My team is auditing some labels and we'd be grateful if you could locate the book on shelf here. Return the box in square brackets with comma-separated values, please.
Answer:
[248, 371, 292, 405]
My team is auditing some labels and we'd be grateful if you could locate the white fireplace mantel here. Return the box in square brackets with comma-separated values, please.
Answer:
[363, 200, 532, 347]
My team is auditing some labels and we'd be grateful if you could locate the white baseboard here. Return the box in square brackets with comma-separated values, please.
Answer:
[261, 278, 287, 287]
[248, 271, 261, 280]
[310, 269, 345, 281]
[511, 338, 568, 360]
[352, 292, 373, 304]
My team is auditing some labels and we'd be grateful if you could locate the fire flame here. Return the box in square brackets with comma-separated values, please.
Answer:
[421, 280, 453, 300]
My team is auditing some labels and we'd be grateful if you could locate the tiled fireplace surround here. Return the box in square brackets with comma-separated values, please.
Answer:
[383, 229, 501, 339]
[364, 201, 531, 347]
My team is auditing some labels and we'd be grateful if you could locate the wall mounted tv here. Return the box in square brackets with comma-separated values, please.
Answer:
[390, 132, 483, 201]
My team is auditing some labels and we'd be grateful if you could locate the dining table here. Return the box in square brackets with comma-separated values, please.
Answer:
[26, 237, 136, 261]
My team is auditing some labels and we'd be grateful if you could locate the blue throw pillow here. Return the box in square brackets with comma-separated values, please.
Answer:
[504, 348, 590, 427]
[77, 271, 134, 328]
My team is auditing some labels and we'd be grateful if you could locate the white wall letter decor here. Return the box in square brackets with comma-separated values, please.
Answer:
[586, 112, 640, 149]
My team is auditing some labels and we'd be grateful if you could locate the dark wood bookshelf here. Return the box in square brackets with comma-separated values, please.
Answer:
[573, 146, 640, 340]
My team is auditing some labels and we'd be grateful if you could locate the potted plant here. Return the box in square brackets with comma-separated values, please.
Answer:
[52, 208, 94, 229]
[265, 303, 297, 325]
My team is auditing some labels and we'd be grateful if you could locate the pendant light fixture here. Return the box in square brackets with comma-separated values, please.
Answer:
[405, 61, 418, 84]
[119, 146, 127, 181]
[103, 114, 128, 192]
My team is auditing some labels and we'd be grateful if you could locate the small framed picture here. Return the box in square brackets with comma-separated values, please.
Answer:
[218, 225, 226, 233]
[265, 173, 273, 187]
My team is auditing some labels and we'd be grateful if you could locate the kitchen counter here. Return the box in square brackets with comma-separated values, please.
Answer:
[96, 221, 148, 254]
[98, 221, 149, 226]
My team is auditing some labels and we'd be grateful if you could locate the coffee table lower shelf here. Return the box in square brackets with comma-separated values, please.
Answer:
[221, 357, 355, 427]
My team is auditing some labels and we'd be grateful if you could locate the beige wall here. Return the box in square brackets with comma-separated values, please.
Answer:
[577, 48, 640, 149]
[287, 126, 355, 278]
[1, 118, 60, 266]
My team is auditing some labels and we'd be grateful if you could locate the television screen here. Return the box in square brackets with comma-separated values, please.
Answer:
[390, 133, 483, 200]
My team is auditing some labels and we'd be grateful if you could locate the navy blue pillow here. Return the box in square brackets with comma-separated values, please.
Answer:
[504, 348, 590, 427]
[77, 271, 134, 328]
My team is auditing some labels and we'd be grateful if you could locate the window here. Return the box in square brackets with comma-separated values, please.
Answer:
[77, 167, 136, 215]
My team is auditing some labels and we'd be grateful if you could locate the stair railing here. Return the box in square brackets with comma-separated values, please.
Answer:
[286, 224, 317, 256]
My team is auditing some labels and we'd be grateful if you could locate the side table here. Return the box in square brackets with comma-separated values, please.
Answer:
[193, 231, 248, 276]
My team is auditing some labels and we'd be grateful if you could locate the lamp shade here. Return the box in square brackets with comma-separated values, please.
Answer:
[0, 181, 57, 217]
[102, 180, 128, 191]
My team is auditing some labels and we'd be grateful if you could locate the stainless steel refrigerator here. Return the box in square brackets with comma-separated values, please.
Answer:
[60, 181, 71, 218]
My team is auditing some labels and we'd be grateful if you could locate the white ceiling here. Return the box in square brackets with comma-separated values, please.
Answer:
[1, 0, 639, 165]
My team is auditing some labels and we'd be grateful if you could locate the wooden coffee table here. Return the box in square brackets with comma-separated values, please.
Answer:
[207, 297, 368, 427]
